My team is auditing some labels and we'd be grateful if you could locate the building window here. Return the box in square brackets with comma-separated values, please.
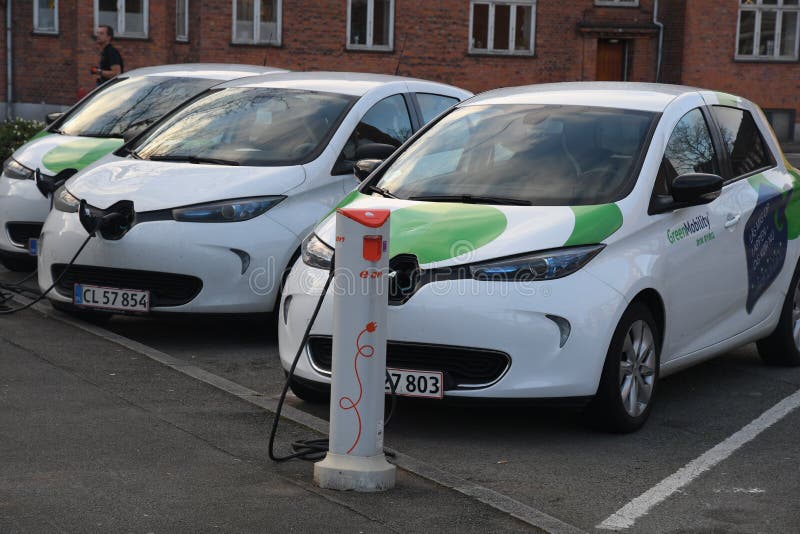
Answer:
[95, 0, 149, 38]
[347, 0, 394, 51]
[34, 0, 59, 34]
[469, 1, 536, 56]
[737, 0, 800, 60]
[594, 0, 639, 6]
[233, 0, 282, 45]
[176, 0, 189, 41]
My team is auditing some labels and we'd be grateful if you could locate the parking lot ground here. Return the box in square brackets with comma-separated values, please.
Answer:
[0, 307, 539, 533]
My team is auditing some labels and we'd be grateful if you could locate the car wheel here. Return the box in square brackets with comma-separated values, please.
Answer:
[50, 300, 112, 325]
[1, 257, 36, 272]
[587, 301, 660, 433]
[756, 262, 800, 366]
[289, 375, 330, 403]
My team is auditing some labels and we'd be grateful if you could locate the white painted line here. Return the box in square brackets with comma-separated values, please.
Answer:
[598, 387, 800, 530]
[13, 294, 586, 534]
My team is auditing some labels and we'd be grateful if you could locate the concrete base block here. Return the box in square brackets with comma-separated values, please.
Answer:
[314, 452, 396, 492]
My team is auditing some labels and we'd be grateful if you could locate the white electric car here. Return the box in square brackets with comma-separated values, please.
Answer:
[278, 82, 800, 431]
[0, 63, 286, 271]
[38, 72, 471, 315]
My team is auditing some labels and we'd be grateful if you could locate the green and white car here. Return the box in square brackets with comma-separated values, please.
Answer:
[279, 82, 800, 432]
[0, 63, 285, 271]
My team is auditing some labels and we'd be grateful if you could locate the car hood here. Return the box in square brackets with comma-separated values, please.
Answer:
[12, 131, 125, 175]
[314, 191, 624, 268]
[66, 157, 306, 212]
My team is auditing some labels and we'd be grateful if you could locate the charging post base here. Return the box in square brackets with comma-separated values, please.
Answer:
[314, 208, 395, 492]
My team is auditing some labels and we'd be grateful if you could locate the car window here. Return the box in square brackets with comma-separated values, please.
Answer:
[416, 93, 460, 123]
[376, 104, 657, 206]
[653, 108, 719, 195]
[56, 76, 220, 138]
[710, 106, 775, 178]
[134, 87, 355, 166]
[340, 94, 413, 161]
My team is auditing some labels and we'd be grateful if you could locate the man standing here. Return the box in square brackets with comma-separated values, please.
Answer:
[93, 25, 123, 85]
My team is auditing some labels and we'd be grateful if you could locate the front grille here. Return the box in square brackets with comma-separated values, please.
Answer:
[6, 222, 42, 247]
[307, 335, 510, 390]
[52, 264, 203, 307]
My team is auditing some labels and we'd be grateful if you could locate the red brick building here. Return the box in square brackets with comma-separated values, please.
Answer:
[3, 1, 798, 141]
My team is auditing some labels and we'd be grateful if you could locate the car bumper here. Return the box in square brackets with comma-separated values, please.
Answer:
[39, 210, 301, 313]
[278, 261, 629, 399]
[0, 174, 50, 253]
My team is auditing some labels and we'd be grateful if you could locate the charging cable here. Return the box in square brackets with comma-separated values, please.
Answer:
[0, 235, 92, 315]
[269, 264, 398, 462]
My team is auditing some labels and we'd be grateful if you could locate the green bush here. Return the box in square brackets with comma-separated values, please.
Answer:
[0, 118, 46, 161]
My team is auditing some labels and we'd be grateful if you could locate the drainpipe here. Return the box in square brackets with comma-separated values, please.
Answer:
[6, 0, 12, 119]
[653, 0, 664, 83]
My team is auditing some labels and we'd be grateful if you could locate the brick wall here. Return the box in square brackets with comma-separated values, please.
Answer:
[678, 0, 800, 118]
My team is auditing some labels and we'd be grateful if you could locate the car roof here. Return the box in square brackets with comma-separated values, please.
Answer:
[120, 63, 288, 81]
[216, 71, 469, 96]
[463, 82, 706, 112]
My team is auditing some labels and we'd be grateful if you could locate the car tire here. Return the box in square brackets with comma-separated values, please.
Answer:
[289, 376, 330, 403]
[586, 301, 660, 433]
[756, 261, 800, 366]
[1, 257, 36, 272]
[50, 300, 112, 325]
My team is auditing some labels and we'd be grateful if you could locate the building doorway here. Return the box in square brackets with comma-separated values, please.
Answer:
[596, 39, 627, 81]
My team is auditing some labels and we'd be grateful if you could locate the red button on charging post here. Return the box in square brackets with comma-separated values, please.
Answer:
[363, 235, 382, 262]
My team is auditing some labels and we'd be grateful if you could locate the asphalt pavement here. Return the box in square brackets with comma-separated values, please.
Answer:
[0, 307, 535, 533]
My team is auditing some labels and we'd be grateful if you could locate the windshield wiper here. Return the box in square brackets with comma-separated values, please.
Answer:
[147, 155, 240, 166]
[408, 194, 531, 206]
[368, 185, 398, 199]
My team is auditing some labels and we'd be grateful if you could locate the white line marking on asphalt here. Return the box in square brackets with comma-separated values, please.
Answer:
[597, 387, 800, 530]
[14, 295, 586, 534]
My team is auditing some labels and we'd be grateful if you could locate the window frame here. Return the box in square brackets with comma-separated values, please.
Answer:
[594, 0, 639, 6]
[735, 0, 800, 61]
[231, 0, 283, 46]
[93, 0, 149, 39]
[176, 0, 189, 42]
[468, 0, 536, 56]
[346, 0, 395, 51]
[34, 0, 59, 34]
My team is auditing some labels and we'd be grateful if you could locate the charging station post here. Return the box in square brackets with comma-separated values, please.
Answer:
[314, 208, 395, 492]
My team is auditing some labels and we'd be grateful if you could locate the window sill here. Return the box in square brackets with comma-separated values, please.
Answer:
[734, 56, 798, 63]
[175, 38, 189, 43]
[32, 30, 59, 36]
[468, 50, 535, 57]
[114, 35, 151, 41]
[346, 45, 395, 53]
[230, 41, 283, 48]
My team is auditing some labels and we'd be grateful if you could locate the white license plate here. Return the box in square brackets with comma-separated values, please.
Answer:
[385, 368, 444, 399]
[73, 283, 150, 312]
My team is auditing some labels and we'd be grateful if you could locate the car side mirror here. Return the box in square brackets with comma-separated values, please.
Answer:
[45, 112, 63, 125]
[355, 142, 397, 161]
[354, 159, 382, 181]
[123, 124, 147, 143]
[671, 173, 723, 205]
[650, 173, 723, 214]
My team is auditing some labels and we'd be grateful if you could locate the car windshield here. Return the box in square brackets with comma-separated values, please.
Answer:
[56, 76, 220, 138]
[133, 87, 356, 166]
[376, 104, 658, 205]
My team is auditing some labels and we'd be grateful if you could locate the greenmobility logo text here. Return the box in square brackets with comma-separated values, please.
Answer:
[667, 214, 713, 246]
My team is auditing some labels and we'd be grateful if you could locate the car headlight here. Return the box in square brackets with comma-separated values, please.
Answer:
[53, 186, 80, 213]
[302, 233, 333, 270]
[3, 158, 34, 180]
[469, 244, 605, 281]
[172, 196, 285, 223]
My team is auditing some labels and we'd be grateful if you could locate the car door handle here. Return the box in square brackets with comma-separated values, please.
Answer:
[724, 213, 741, 228]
